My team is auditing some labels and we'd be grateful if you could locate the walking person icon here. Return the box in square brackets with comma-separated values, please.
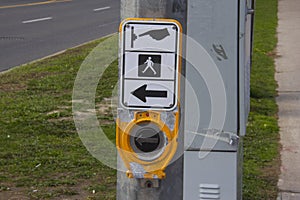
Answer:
[138, 54, 161, 78]
[142, 57, 156, 75]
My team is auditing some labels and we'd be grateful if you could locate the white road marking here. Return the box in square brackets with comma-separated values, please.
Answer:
[22, 17, 53, 24]
[93, 6, 110, 12]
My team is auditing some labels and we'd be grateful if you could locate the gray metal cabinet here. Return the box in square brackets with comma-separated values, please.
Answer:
[184, 0, 254, 199]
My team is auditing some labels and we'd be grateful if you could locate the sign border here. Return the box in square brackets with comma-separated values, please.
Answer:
[119, 18, 182, 111]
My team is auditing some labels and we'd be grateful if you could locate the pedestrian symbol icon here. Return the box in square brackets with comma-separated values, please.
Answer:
[142, 57, 156, 75]
[138, 54, 161, 77]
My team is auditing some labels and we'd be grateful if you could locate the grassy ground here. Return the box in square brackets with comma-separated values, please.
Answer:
[0, 0, 280, 199]
[0, 37, 118, 199]
[243, 0, 280, 199]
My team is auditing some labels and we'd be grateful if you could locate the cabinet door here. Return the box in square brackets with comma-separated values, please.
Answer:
[185, 0, 239, 151]
[183, 151, 238, 200]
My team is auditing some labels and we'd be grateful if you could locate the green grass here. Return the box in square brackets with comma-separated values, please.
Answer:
[243, 0, 280, 199]
[0, 37, 118, 199]
[0, 0, 280, 199]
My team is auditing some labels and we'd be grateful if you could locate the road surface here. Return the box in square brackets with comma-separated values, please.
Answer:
[0, 0, 120, 71]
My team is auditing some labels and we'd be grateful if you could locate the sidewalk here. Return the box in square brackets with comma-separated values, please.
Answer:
[275, 0, 300, 199]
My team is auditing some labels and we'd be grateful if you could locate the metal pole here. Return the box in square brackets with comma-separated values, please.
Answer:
[118, 1, 187, 199]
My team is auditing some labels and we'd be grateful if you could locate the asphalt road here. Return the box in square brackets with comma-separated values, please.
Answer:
[0, 0, 120, 71]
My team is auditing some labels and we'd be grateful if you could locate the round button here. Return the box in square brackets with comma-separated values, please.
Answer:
[134, 127, 161, 153]
[129, 122, 167, 161]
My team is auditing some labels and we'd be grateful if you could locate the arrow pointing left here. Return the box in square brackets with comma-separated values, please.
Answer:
[131, 84, 168, 103]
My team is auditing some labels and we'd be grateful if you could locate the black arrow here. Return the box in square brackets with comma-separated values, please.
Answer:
[131, 84, 167, 103]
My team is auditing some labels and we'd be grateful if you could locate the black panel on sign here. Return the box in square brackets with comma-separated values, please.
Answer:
[138, 54, 161, 77]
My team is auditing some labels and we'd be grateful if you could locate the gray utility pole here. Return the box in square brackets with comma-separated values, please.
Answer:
[117, 1, 187, 200]
[117, 0, 255, 199]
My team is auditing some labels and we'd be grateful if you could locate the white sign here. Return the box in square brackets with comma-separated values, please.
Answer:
[124, 52, 176, 80]
[120, 19, 181, 110]
[124, 24, 178, 52]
